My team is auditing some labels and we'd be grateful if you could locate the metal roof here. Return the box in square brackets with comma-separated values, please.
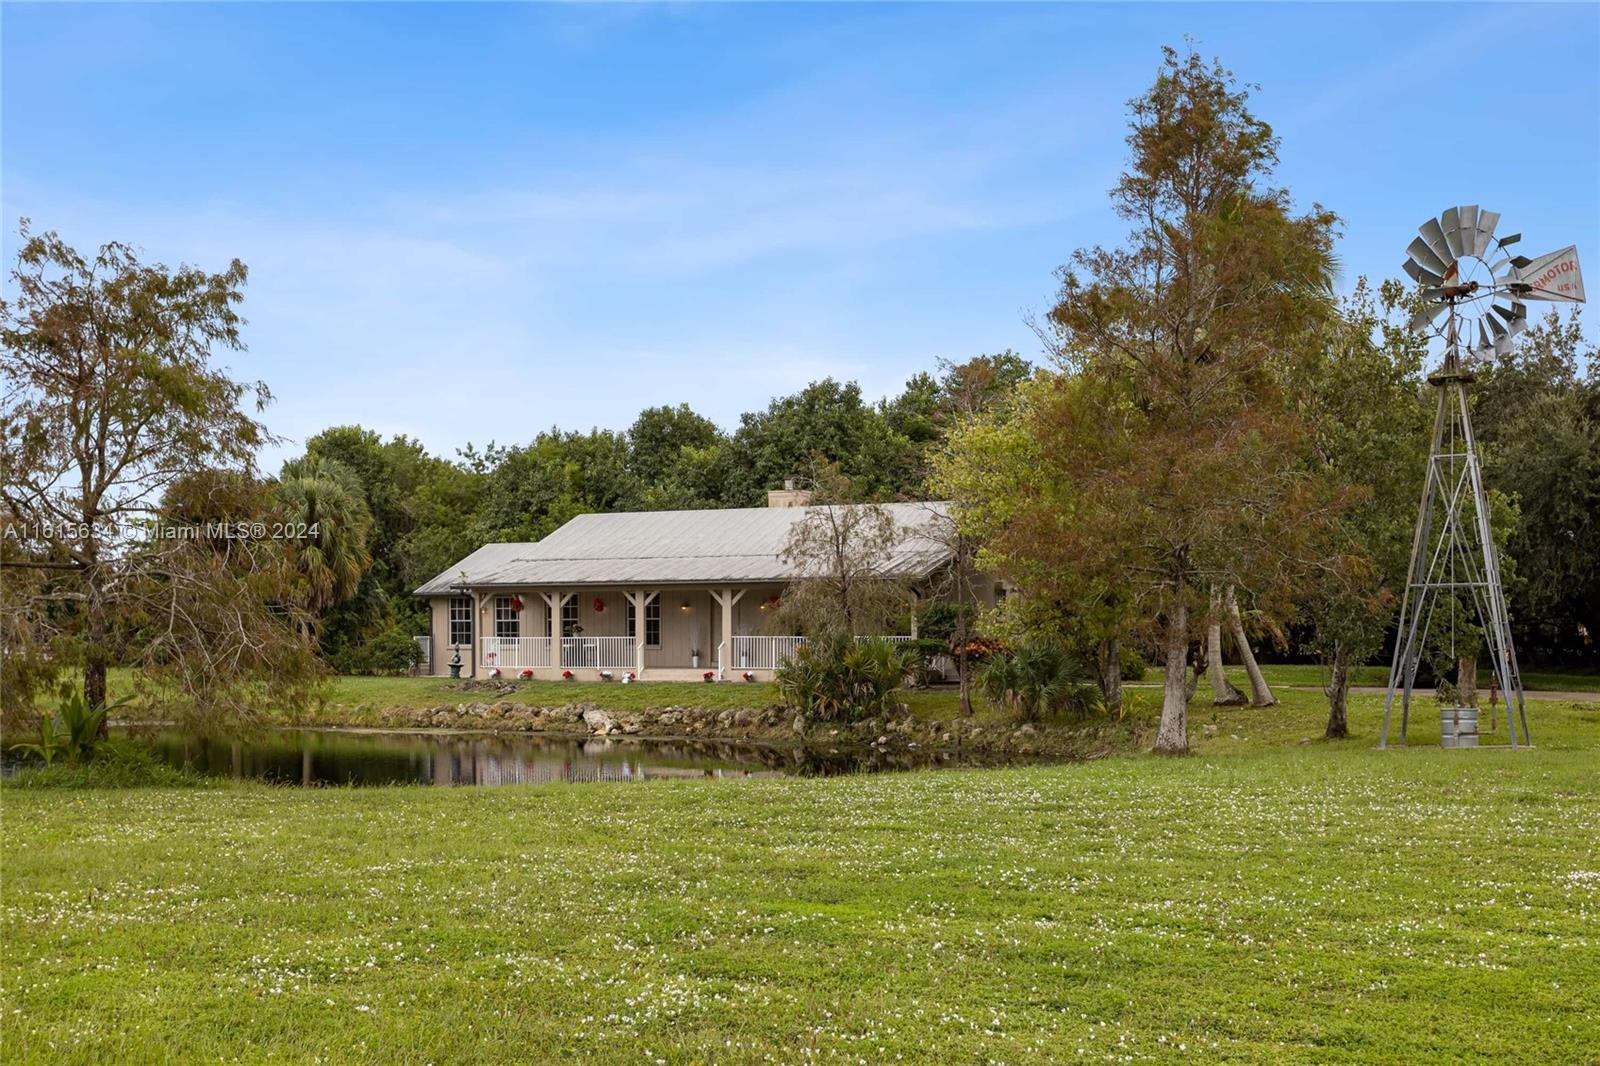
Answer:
[414, 502, 954, 595]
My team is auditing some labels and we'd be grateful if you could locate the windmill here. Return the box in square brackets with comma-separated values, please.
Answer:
[1381, 206, 1585, 749]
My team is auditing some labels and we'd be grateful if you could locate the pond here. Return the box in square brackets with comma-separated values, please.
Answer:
[80, 727, 1040, 786]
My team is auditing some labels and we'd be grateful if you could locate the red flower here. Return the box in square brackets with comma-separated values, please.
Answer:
[561, 669, 574, 680]
[702, 670, 715, 681]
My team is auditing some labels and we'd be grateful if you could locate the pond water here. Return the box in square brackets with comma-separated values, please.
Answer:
[85, 727, 1037, 786]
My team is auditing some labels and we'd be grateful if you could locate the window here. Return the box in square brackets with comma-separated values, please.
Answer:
[626, 597, 662, 648]
[561, 596, 579, 637]
[449, 596, 473, 647]
[645, 597, 661, 649]
[494, 596, 520, 639]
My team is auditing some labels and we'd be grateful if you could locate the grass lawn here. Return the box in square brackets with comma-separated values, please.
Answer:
[4, 690, 1598, 1063]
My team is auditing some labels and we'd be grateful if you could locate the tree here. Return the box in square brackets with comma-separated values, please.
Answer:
[1475, 310, 1599, 665]
[932, 375, 1136, 716]
[0, 224, 287, 717]
[274, 456, 374, 619]
[1297, 280, 1429, 736]
[732, 379, 921, 500]
[1034, 48, 1342, 753]
[916, 503, 985, 716]
[777, 465, 912, 635]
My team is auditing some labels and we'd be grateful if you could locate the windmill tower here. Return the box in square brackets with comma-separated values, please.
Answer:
[1382, 206, 1585, 748]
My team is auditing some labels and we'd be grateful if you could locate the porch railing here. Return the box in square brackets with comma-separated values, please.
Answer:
[726, 634, 917, 673]
[480, 637, 553, 670]
[560, 635, 636, 671]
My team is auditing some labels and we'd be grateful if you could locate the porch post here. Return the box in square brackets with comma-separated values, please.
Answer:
[539, 591, 569, 669]
[623, 590, 658, 679]
[711, 587, 745, 677]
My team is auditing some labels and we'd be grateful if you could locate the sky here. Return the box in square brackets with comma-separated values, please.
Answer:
[4, 2, 1597, 471]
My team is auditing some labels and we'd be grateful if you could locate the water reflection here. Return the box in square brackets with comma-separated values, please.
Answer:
[121, 728, 1019, 787]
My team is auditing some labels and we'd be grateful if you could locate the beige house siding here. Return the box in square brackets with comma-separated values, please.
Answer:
[427, 583, 829, 678]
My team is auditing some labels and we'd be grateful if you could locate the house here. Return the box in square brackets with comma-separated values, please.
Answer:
[413, 491, 989, 680]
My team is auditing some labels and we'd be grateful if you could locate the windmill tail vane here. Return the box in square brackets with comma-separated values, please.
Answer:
[1383, 205, 1585, 750]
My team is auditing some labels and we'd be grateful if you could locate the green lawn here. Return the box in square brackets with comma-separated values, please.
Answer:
[4, 691, 1598, 1063]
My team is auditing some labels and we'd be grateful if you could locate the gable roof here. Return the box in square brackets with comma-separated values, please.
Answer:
[414, 502, 953, 595]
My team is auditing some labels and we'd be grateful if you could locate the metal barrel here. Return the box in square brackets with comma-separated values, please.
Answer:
[1456, 707, 1479, 735]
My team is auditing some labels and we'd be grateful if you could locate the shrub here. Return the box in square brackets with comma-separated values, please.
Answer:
[775, 632, 911, 723]
[7, 688, 127, 767]
[904, 637, 954, 687]
[3, 738, 209, 790]
[977, 638, 1098, 721]
[1119, 645, 1149, 682]
[335, 626, 422, 675]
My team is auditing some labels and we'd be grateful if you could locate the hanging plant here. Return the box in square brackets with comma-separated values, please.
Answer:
[593, 596, 606, 613]
[509, 595, 524, 613]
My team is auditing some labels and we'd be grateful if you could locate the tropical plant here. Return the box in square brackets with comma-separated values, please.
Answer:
[275, 455, 374, 616]
[976, 638, 1098, 722]
[775, 632, 911, 723]
[8, 688, 130, 767]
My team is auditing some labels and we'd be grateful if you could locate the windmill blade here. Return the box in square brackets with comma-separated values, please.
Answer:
[1459, 205, 1480, 255]
[1408, 236, 1449, 276]
[1446, 206, 1465, 257]
[1441, 207, 1464, 257]
[1402, 258, 1444, 285]
[1474, 209, 1500, 256]
[1485, 311, 1509, 345]
[1472, 319, 1492, 358]
[1512, 245, 1586, 303]
[1490, 303, 1521, 328]
[1497, 232, 1521, 247]
[1419, 218, 1452, 265]
[1408, 302, 1448, 332]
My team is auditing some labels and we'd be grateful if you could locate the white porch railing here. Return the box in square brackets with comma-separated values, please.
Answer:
[730, 636, 806, 671]
[726, 634, 917, 673]
[560, 636, 636, 671]
[480, 637, 553, 670]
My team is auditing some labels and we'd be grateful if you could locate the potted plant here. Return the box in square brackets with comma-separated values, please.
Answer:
[598, 670, 614, 682]
[488, 667, 502, 679]
[742, 671, 755, 682]
[518, 669, 534, 680]
[690, 647, 701, 669]
[561, 669, 574, 681]
[702, 670, 715, 683]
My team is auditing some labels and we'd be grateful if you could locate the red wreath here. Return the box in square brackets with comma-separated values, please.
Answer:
[592, 596, 606, 613]
[509, 595, 523, 612]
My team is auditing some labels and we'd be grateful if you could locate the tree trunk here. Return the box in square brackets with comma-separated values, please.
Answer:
[1096, 637, 1123, 718]
[84, 560, 110, 736]
[1155, 589, 1189, 755]
[1208, 589, 1247, 705]
[954, 605, 973, 717]
[1456, 654, 1477, 707]
[1324, 641, 1350, 739]
[1225, 586, 1276, 707]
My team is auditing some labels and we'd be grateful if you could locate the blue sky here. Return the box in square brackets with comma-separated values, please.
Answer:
[4, 2, 1597, 469]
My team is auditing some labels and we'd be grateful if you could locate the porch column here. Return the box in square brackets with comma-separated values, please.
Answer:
[623, 590, 658, 679]
[538, 591, 571, 669]
[710, 587, 745, 677]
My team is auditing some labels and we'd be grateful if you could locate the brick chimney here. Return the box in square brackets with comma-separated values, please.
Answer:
[766, 478, 814, 508]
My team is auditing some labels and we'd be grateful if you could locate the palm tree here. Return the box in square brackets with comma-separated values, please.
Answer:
[275, 457, 373, 616]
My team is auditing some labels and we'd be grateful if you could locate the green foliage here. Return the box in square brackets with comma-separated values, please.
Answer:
[976, 638, 1097, 721]
[8, 688, 129, 767]
[1118, 644, 1148, 682]
[332, 626, 422, 676]
[3, 738, 208, 790]
[775, 632, 911, 723]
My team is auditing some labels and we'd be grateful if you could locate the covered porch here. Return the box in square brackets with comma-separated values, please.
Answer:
[436, 584, 915, 681]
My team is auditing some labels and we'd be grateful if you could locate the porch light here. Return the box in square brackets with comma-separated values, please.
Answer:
[680, 601, 691, 612]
